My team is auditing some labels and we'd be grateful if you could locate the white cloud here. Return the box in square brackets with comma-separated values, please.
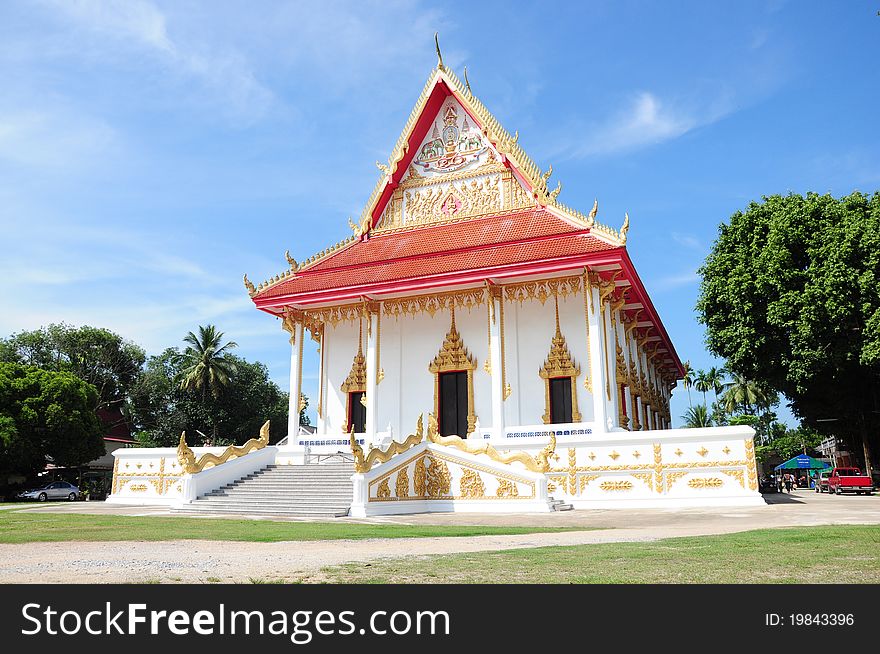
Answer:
[671, 232, 704, 251]
[41, 0, 274, 123]
[0, 109, 118, 170]
[546, 89, 736, 160]
[46, 0, 175, 53]
[652, 271, 701, 291]
[575, 92, 699, 157]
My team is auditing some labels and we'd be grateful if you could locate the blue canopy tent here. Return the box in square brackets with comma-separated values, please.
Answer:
[774, 455, 830, 471]
[774, 455, 831, 489]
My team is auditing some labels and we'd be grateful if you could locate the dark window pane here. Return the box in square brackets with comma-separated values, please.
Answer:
[439, 371, 468, 436]
[549, 377, 573, 424]
[349, 392, 366, 433]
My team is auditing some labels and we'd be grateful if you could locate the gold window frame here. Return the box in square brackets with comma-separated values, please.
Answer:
[428, 309, 477, 436]
[540, 297, 582, 424]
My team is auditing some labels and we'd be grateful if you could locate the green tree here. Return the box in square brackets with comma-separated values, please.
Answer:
[706, 366, 726, 404]
[0, 362, 104, 477]
[681, 360, 695, 408]
[697, 191, 880, 478]
[682, 404, 713, 428]
[721, 373, 767, 415]
[694, 369, 711, 406]
[177, 325, 238, 444]
[130, 350, 301, 447]
[0, 324, 145, 431]
[766, 426, 824, 461]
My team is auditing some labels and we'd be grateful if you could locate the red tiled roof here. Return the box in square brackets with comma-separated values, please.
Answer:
[255, 209, 618, 301]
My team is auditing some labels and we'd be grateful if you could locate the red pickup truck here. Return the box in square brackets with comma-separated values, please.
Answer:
[826, 467, 874, 495]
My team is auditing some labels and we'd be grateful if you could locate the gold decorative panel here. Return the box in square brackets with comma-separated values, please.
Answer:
[599, 480, 633, 492]
[504, 276, 582, 305]
[688, 477, 724, 489]
[496, 479, 519, 498]
[395, 469, 410, 498]
[403, 175, 501, 225]
[459, 469, 485, 498]
[384, 287, 485, 319]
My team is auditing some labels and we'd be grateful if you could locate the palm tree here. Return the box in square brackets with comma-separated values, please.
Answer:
[682, 404, 713, 428]
[694, 369, 711, 406]
[721, 373, 765, 415]
[681, 360, 695, 408]
[178, 325, 238, 443]
[706, 366, 727, 405]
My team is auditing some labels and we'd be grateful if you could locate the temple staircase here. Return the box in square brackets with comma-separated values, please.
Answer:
[174, 463, 354, 517]
[549, 496, 573, 511]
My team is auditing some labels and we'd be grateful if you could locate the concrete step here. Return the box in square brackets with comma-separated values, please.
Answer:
[549, 498, 574, 511]
[176, 506, 349, 517]
[178, 462, 353, 518]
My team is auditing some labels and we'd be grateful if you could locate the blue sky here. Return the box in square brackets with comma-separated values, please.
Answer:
[1, 1, 878, 428]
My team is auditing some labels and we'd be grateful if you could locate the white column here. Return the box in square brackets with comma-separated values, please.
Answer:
[603, 302, 620, 430]
[364, 308, 379, 445]
[636, 396, 644, 431]
[316, 327, 327, 436]
[587, 285, 609, 432]
[287, 321, 304, 443]
[488, 292, 504, 439]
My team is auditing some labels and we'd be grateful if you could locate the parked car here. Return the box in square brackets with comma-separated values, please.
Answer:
[815, 470, 832, 493]
[827, 467, 874, 496]
[16, 481, 80, 502]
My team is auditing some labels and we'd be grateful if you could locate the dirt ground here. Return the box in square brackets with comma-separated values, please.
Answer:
[1, 491, 878, 583]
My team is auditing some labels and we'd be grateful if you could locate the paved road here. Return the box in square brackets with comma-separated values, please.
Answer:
[1, 491, 877, 583]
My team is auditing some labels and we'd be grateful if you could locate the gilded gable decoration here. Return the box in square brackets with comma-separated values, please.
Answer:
[341, 319, 368, 393]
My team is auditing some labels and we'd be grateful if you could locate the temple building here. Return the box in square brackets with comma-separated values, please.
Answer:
[108, 48, 762, 514]
[247, 65, 680, 447]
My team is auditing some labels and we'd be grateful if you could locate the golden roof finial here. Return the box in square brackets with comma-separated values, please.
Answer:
[243, 273, 255, 294]
[434, 32, 444, 70]
[463, 66, 471, 93]
[549, 180, 562, 201]
[376, 160, 391, 176]
[541, 164, 553, 185]
[620, 212, 630, 244]
[586, 198, 598, 227]
[285, 249, 297, 269]
[347, 216, 360, 236]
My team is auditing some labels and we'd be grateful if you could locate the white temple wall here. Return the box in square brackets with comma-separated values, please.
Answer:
[377, 313, 402, 437]
[324, 320, 358, 435]
[318, 292, 604, 441]
[389, 306, 490, 436]
[506, 295, 594, 426]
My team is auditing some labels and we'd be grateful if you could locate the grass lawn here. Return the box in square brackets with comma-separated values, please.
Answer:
[322, 525, 880, 583]
[0, 510, 582, 544]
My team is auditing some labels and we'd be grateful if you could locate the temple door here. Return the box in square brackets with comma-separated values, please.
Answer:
[549, 377, 573, 424]
[439, 371, 468, 437]
[348, 391, 366, 434]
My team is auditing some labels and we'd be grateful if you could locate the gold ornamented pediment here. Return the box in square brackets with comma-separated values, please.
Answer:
[429, 315, 478, 373]
[341, 349, 367, 393]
